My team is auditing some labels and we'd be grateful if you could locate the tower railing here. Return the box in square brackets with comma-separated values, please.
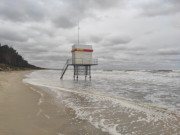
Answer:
[67, 58, 98, 65]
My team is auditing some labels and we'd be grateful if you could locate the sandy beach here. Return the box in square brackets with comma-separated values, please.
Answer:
[0, 71, 106, 135]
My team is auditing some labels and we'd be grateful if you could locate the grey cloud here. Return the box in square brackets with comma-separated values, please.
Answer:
[89, 0, 120, 9]
[95, 45, 147, 63]
[0, 0, 121, 29]
[166, 58, 180, 62]
[17, 43, 70, 58]
[97, 55, 116, 62]
[0, 0, 45, 22]
[127, 46, 146, 51]
[107, 45, 146, 52]
[65, 0, 120, 10]
[157, 48, 180, 55]
[101, 35, 132, 46]
[28, 25, 55, 37]
[139, 0, 180, 17]
[54, 16, 76, 29]
[22, 50, 70, 68]
[29, 60, 61, 69]
[51, 0, 121, 29]
[0, 27, 28, 42]
[109, 36, 131, 45]
[29, 54, 69, 61]
[18, 45, 48, 53]
[129, 51, 145, 56]
[89, 35, 103, 43]
[109, 45, 127, 51]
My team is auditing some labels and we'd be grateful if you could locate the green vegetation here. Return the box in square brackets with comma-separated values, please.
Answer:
[0, 44, 40, 71]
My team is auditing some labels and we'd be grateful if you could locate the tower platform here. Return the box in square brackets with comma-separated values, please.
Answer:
[60, 58, 98, 80]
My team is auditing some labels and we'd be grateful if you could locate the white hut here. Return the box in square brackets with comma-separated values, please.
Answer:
[72, 44, 93, 65]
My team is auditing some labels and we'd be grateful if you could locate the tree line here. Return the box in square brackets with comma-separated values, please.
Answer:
[0, 43, 39, 69]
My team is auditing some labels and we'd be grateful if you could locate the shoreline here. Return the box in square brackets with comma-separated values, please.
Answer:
[0, 71, 180, 135]
[26, 81, 180, 116]
[0, 71, 106, 135]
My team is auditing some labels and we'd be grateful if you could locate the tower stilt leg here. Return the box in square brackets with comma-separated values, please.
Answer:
[89, 66, 91, 80]
[73, 65, 75, 80]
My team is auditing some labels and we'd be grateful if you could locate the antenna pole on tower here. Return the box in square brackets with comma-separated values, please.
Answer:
[78, 20, 80, 45]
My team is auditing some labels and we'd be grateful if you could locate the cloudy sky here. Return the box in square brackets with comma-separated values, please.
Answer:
[0, 0, 180, 70]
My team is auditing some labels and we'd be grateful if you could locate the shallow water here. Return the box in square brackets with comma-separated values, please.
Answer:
[23, 70, 180, 135]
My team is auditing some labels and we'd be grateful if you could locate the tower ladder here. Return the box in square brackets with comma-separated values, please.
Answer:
[60, 59, 69, 79]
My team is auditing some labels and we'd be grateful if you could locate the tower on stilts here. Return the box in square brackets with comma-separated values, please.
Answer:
[60, 45, 98, 80]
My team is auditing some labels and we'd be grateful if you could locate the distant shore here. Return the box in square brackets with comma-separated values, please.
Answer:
[0, 63, 42, 71]
[0, 71, 107, 135]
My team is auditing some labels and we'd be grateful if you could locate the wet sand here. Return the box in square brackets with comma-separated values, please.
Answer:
[0, 71, 106, 135]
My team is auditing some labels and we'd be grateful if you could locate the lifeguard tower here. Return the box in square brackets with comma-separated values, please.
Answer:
[60, 44, 98, 80]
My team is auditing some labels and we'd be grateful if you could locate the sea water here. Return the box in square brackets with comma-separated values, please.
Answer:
[23, 70, 180, 135]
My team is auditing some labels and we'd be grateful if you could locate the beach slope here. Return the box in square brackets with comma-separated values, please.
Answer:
[0, 71, 107, 135]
